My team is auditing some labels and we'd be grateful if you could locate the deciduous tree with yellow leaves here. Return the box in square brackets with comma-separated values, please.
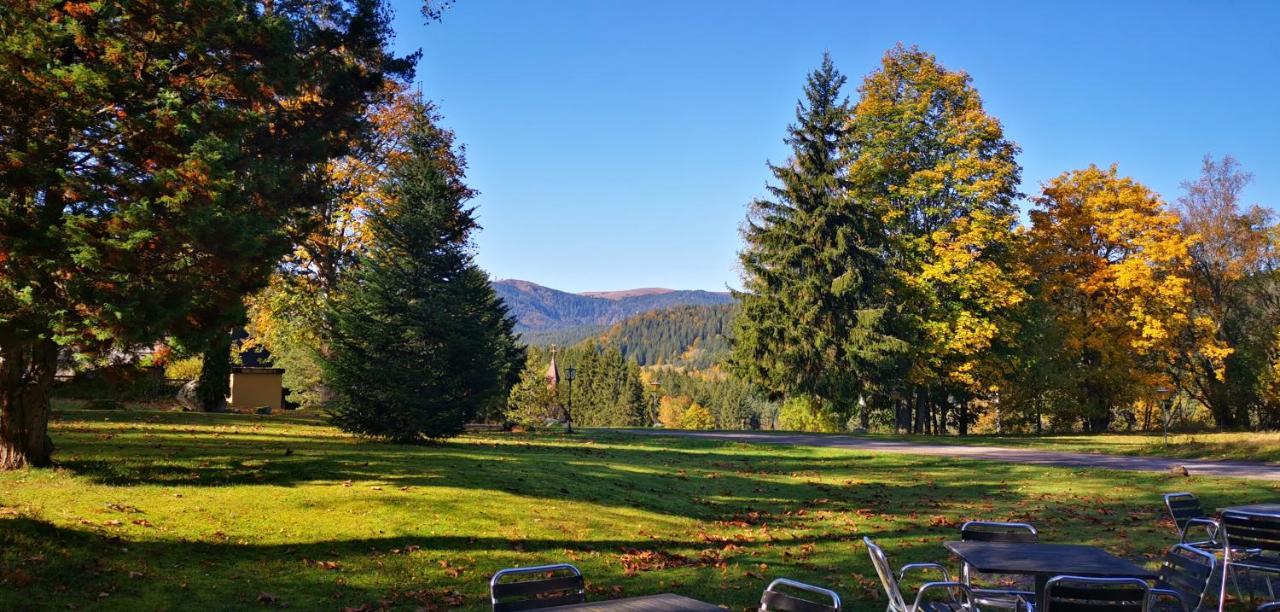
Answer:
[1025, 164, 1227, 431]
[844, 45, 1025, 434]
[1171, 155, 1278, 429]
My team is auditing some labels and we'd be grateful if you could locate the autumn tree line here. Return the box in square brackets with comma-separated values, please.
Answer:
[732, 47, 1278, 434]
[507, 47, 1277, 437]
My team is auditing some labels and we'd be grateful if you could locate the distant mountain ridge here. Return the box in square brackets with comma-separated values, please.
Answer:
[580, 288, 675, 300]
[491, 279, 733, 345]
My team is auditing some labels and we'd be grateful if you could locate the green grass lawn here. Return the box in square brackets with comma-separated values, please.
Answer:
[1, 410, 1276, 611]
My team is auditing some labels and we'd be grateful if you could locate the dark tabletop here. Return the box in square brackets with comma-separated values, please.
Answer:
[544, 593, 722, 611]
[944, 541, 1156, 579]
[1220, 503, 1280, 515]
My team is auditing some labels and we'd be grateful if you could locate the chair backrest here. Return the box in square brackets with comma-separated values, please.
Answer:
[863, 536, 908, 612]
[759, 577, 842, 612]
[1221, 510, 1280, 553]
[1257, 603, 1280, 612]
[490, 564, 585, 612]
[960, 520, 1038, 544]
[1156, 544, 1216, 612]
[1164, 493, 1208, 532]
[1044, 576, 1151, 612]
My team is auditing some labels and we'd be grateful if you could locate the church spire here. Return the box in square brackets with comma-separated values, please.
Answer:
[545, 346, 560, 389]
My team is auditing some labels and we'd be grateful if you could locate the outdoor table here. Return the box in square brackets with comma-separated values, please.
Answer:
[544, 593, 723, 611]
[1219, 504, 1280, 515]
[944, 541, 1157, 607]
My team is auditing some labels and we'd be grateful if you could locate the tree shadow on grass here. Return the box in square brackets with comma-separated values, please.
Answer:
[0, 514, 874, 611]
[7, 495, 1267, 612]
[51, 412, 1069, 528]
[20, 411, 1280, 609]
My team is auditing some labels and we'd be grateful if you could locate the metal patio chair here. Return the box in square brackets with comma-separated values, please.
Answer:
[1149, 544, 1217, 612]
[490, 563, 585, 611]
[759, 577, 843, 612]
[864, 536, 977, 612]
[1219, 510, 1280, 612]
[959, 521, 1038, 611]
[1164, 493, 1220, 550]
[1043, 575, 1152, 612]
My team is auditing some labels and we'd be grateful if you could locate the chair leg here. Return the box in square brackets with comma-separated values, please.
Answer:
[1230, 566, 1245, 604]
[1219, 560, 1229, 612]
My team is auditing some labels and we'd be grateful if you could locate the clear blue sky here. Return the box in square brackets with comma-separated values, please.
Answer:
[387, 0, 1279, 293]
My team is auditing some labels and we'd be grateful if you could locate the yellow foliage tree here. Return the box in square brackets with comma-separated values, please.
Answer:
[1026, 164, 1226, 430]
[911, 209, 1030, 395]
[679, 402, 714, 430]
[845, 45, 1025, 433]
[657, 395, 692, 428]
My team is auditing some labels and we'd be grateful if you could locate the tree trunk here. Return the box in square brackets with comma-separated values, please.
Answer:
[197, 332, 231, 412]
[1035, 395, 1043, 434]
[896, 396, 910, 434]
[958, 399, 968, 436]
[914, 389, 928, 434]
[0, 336, 58, 469]
[937, 399, 947, 435]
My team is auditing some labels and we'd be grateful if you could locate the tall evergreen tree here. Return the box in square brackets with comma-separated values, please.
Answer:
[323, 102, 521, 442]
[731, 53, 901, 418]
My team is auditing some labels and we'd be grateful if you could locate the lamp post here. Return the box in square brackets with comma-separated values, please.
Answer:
[648, 381, 661, 427]
[565, 366, 576, 434]
[1155, 386, 1173, 446]
[856, 395, 868, 432]
[993, 392, 1002, 435]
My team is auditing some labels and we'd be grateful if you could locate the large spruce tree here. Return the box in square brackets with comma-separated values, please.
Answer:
[323, 102, 521, 442]
[731, 53, 902, 418]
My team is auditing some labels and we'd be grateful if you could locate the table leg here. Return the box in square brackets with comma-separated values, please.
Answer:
[1035, 575, 1048, 611]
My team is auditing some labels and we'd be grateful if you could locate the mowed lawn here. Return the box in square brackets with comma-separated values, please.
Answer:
[1, 411, 1276, 611]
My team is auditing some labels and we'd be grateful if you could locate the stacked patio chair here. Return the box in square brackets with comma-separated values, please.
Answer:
[1148, 544, 1217, 612]
[1043, 576, 1152, 612]
[759, 577, 843, 612]
[959, 521, 1038, 611]
[1164, 493, 1221, 550]
[489, 564, 585, 611]
[1256, 603, 1280, 612]
[864, 536, 977, 612]
[1218, 510, 1280, 611]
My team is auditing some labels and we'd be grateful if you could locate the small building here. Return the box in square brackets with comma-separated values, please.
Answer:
[229, 366, 284, 411]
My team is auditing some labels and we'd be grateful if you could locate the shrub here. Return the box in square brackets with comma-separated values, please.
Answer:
[680, 402, 714, 430]
[777, 395, 843, 432]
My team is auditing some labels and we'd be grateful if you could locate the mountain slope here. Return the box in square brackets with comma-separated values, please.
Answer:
[594, 303, 736, 368]
[491, 279, 733, 345]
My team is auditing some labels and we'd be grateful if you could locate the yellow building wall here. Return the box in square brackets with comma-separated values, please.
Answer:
[228, 368, 284, 411]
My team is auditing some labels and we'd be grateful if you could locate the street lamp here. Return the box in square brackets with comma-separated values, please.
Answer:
[1155, 386, 1173, 446]
[564, 366, 576, 434]
[648, 381, 661, 427]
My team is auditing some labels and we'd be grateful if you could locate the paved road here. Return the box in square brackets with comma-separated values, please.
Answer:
[615, 429, 1280, 481]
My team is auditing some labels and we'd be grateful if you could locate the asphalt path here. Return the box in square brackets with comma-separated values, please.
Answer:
[614, 429, 1280, 481]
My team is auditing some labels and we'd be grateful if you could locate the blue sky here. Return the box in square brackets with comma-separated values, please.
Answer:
[387, 0, 1279, 293]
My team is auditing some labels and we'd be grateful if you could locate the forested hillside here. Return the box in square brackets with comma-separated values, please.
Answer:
[596, 304, 735, 368]
[492, 279, 733, 340]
